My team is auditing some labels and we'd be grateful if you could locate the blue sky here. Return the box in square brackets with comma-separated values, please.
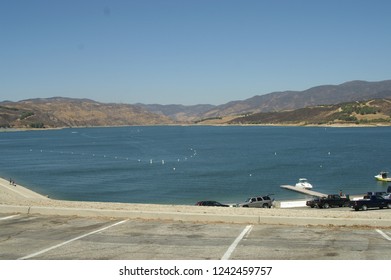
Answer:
[1, 0, 391, 105]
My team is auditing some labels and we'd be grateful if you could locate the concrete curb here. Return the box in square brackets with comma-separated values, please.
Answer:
[27, 206, 260, 224]
[2, 204, 391, 227]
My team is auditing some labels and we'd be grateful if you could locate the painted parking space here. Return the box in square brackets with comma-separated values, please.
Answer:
[0, 214, 248, 260]
[231, 225, 391, 260]
[29, 219, 248, 260]
[19, 219, 129, 260]
[1, 213, 391, 260]
[376, 229, 391, 241]
[0, 214, 120, 259]
[0, 214, 20, 221]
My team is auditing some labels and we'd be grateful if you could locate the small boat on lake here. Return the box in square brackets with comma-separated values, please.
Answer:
[295, 178, 313, 189]
[374, 171, 391, 182]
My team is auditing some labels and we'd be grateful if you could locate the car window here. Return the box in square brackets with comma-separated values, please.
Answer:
[263, 196, 270, 200]
[257, 197, 262, 201]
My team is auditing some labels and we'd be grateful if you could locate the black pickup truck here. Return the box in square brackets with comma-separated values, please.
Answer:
[306, 194, 350, 209]
[350, 195, 391, 211]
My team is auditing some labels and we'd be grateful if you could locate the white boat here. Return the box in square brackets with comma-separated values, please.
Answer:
[374, 171, 391, 182]
[295, 178, 313, 189]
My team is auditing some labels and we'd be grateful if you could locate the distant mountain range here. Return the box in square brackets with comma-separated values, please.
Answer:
[1, 80, 391, 128]
[135, 103, 215, 123]
[189, 80, 391, 120]
[228, 98, 391, 126]
[0, 97, 172, 128]
[137, 80, 391, 122]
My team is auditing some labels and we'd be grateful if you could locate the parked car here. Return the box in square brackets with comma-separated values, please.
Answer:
[195, 201, 229, 207]
[237, 195, 274, 208]
[306, 194, 350, 209]
[350, 195, 391, 211]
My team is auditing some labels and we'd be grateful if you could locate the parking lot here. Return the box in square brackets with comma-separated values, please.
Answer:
[1, 212, 391, 260]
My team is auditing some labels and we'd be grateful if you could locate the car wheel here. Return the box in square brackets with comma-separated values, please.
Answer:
[262, 204, 269, 208]
[354, 207, 359, 211]
[243, 205, 249, 208]
[387, 203, 391, 209]
[361, 205, 368, 211]
[323, 203, 330, 209]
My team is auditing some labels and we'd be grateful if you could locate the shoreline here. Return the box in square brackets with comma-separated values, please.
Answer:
[1, 177, 391, 227]
[1, 122, 391, 133]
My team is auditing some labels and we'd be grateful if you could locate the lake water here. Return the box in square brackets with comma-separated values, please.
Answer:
[1, 126, 390, 205]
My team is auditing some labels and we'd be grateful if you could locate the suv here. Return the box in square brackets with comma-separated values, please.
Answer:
[237, 195, 274, 208]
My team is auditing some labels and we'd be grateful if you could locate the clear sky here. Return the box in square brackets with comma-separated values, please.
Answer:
[1, 0, 391, 105]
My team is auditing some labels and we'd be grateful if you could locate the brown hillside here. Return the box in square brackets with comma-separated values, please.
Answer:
[227, 99, 391, 126]
[0, 98, 173, 128]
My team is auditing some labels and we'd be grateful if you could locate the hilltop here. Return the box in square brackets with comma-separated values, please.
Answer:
[0, 97, 173, 129]
[196, 80, 391, 121]
[137, 80, 391, 123]
[225, 98, 391, 126]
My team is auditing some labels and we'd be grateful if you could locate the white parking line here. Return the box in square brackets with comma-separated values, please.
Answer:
[376, 229, 391, 241]
[221, 225, 253, 260]
[0, 214, 20, 221]
[18, 219, 128, 260]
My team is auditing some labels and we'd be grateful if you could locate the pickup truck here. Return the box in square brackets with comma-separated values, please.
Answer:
[306, 194, 350, 209]
[350, 195, 391, 211]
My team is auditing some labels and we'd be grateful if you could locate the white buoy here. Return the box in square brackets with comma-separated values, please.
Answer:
[162, 160, 165, 165]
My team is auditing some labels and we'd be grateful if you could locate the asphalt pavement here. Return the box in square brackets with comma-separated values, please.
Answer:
[1, 212, 391, 260]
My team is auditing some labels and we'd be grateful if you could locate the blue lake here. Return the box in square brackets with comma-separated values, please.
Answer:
[1, 126, 390, 205]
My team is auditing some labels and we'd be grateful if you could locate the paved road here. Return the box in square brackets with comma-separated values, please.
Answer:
[1, 213, 391, 260]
